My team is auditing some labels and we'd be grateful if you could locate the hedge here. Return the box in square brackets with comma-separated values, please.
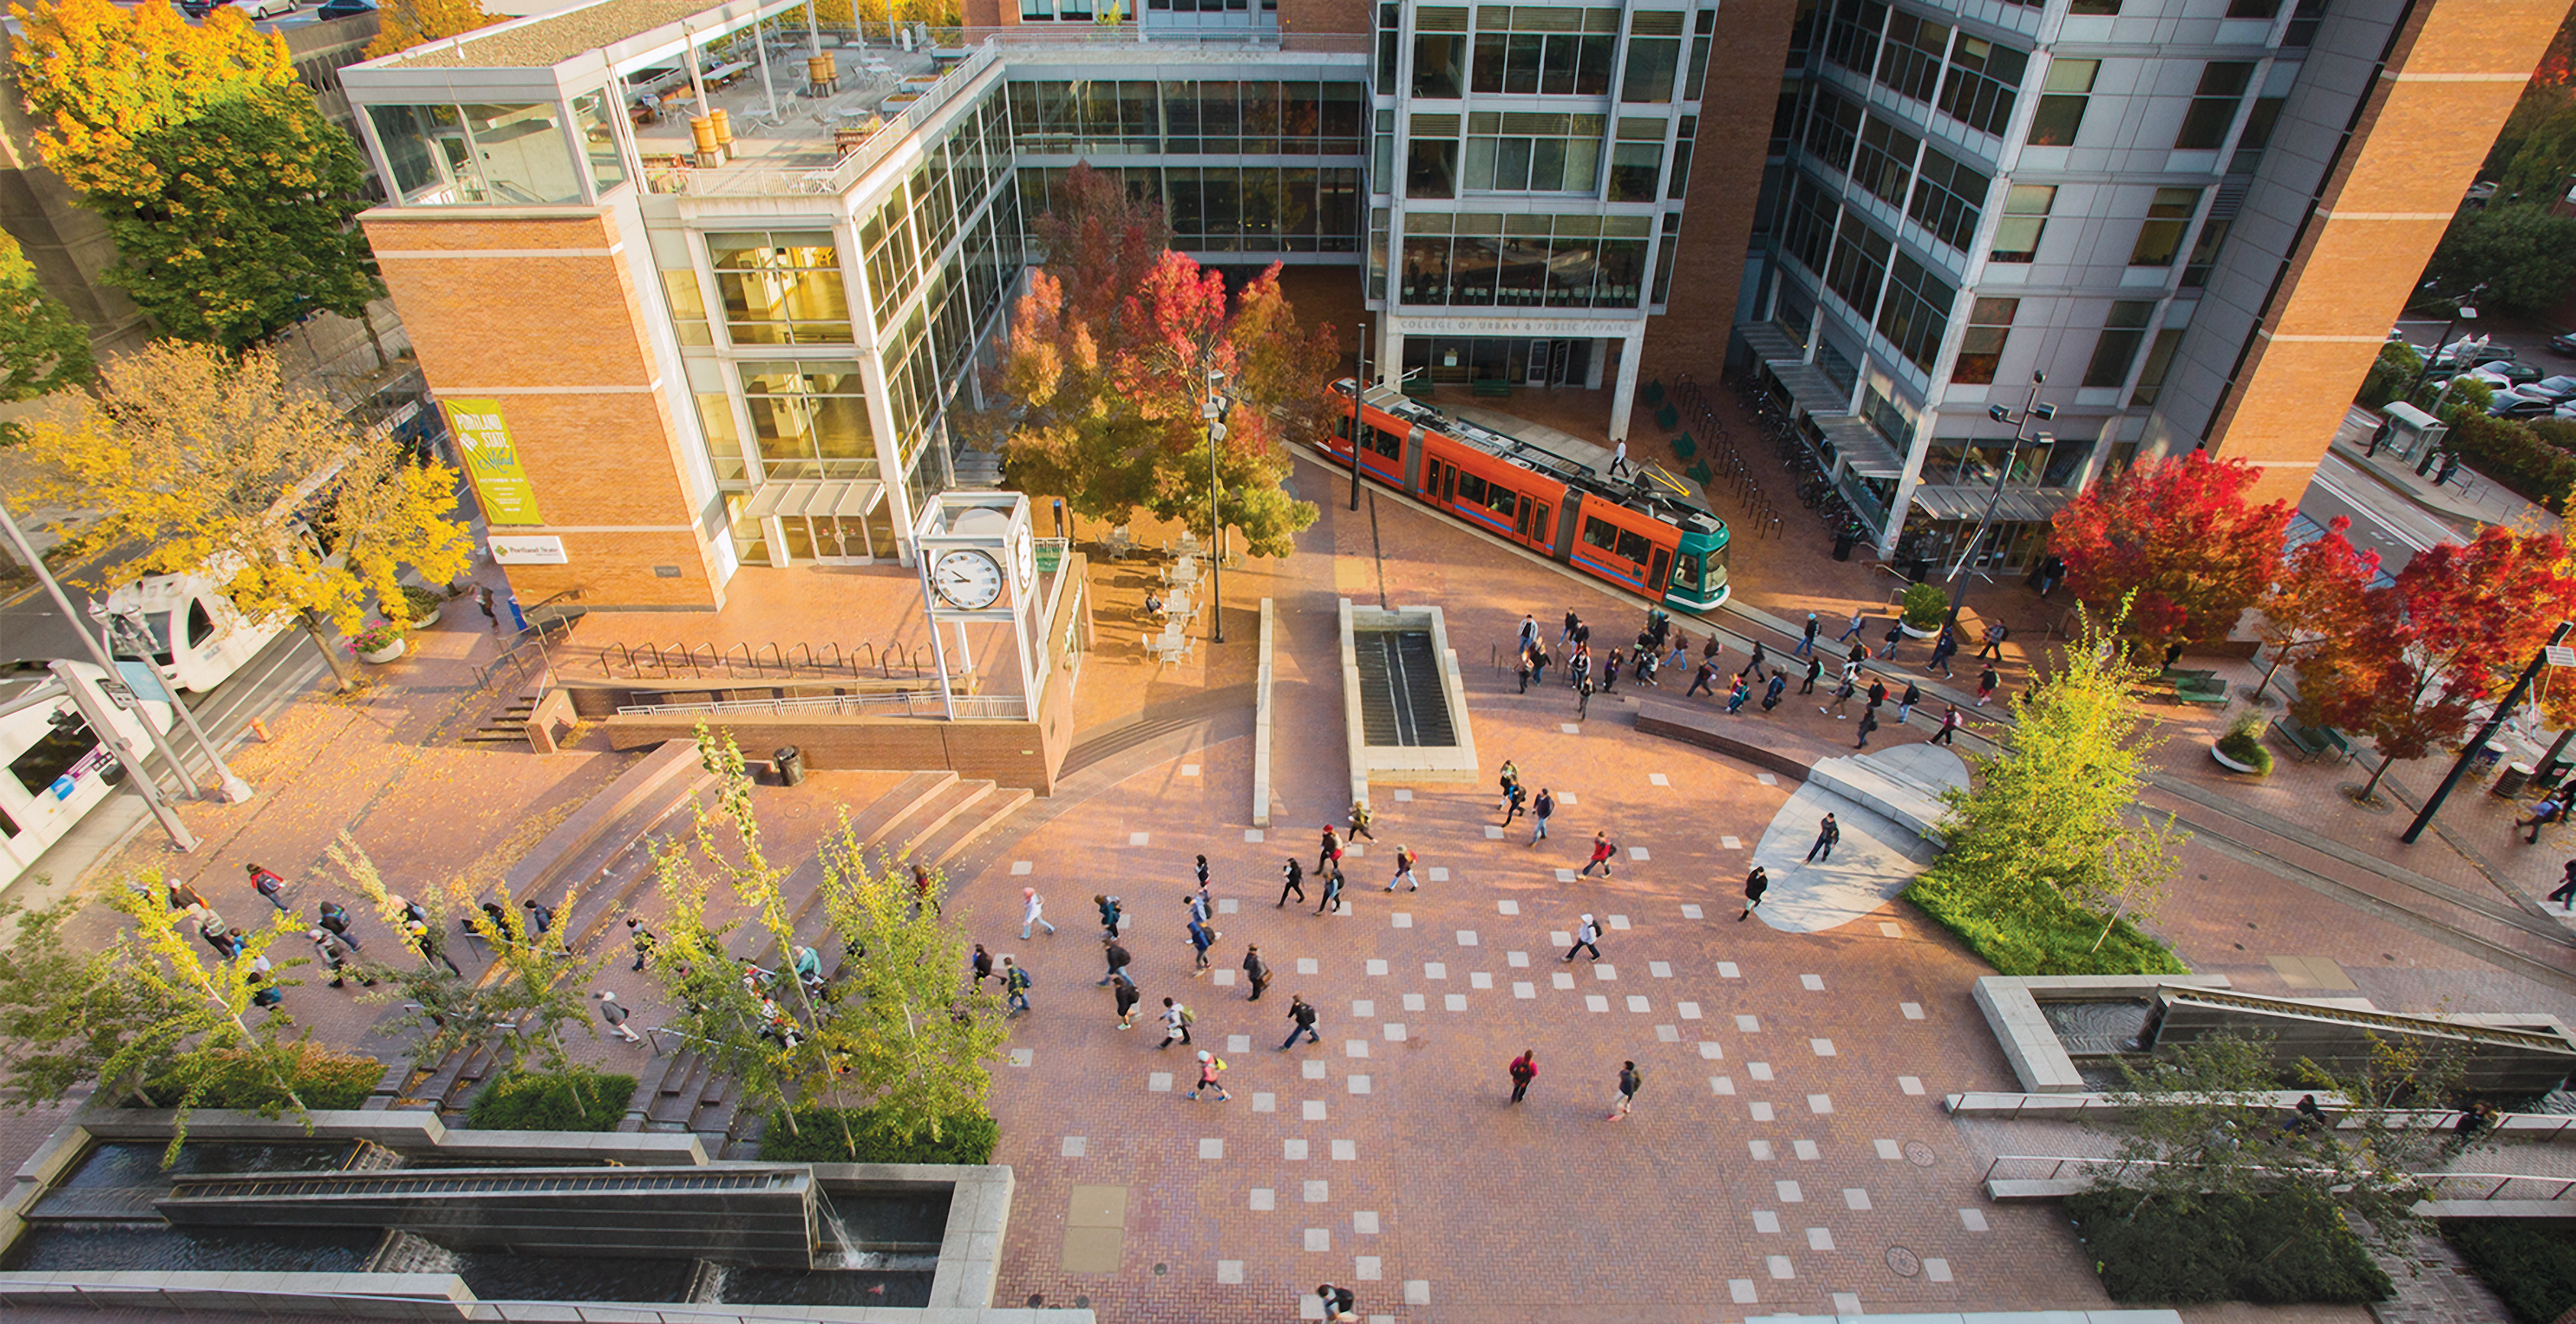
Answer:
[759, 1105, 998, 1165]
[2442, 413, 2576, 513]
[141, 1044, 386, 1112]
[2443, 1221, 2576, 1324]
[467, 1067, 637, 1132]
[1903, 876, 2188, 977]
[2066, 1189, 2392, 1305]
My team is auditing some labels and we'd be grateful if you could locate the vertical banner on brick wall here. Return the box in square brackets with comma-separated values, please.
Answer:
[442, 398, 546, 526]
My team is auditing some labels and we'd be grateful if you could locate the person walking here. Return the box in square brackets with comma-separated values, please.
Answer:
[1896, 681, 1922, 725]
[1745, 640, 1769, 682]
[1559, 610, 1579, 650]
[310, 929, 374, 988]
[474, 584, 499, 630]
[246, 864, 290, 913]
[408, 919, 461, 976]
[1348, 799, 1376, 843]
[1385, 845, 1418, 892]
[1794, 612, 1821, 658]
[1187, 916, 1219, 975]
[169, 877, 211, 913]
[1278, 858, 1307, 907]
[1113, 978, 1141, 1028]
[1927, 627, 1958, 679]
[523, 898, 558, 949]
[1508, 1049, 1539, 1103]
[1865, 678, 1887, 716]
[1317, 825, 1344, 877]
[1497, 760, 1520, 812]
[1003, 956, 1032, 1016]
[1854, 707, 1880, 748]
[1738, 866, 1769, 920]
[1244, 944, 1272, 1001]
[1096, 894, 1123, 937]
[1761, 672, 1788, 712]
[1881, 621, 1904, 662]
[971, 943, 995, 989]
[1800, 655, 1823, 696]
[1530, 787, 1554, 844]
[1577, 674, 1596, 720]
[1976, 663, 1999, 707]
[1606, 1060, 1643, 1121]
[1977, 621, 2010, 661]
[1563, 913, 1602, 962]
[625, 917, 658, 970]
[1579, 832, 1617, 878]
[1098, 936, 1134, 987]
[1186, 888, 1210, 925]
[1317, 1283, 1359, 1323]
[1609, 437, 1631, 477]
[2547, 859, 2576, 911]
[1158, 996, 1193, 1049]
[1806, 813, 1840, 863]
[1823, 672, 1856, 718]
[1516, 649, 1533, 694]
[1725, 675, 1752, 714]
[1686, 659, 1719, 698]
[1518, 613, 1538, 655]
[1281, 994, 1320, 1048]
[1600, 646, 1623, 695]
[1834, 609, 1866, 643]
[317, 899, 363, 951]
[596, 990, 642, 1044]
[1527, 641, 1551, 688]
[1022, 888, 1056, 939]
[1186, 1049, 1232, 1101]
[1931, 704, 1962, 745]
[1316, 867, 1346, 916]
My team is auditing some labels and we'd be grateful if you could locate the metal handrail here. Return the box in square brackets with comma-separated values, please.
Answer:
[1980, 1151, 2576, 1200]
[1947, 1092, 2576, 1140]
[618, 690, 1025, 721]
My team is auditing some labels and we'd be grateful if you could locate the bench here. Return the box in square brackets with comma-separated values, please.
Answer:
[2272, 717, 2354, 763]
[1400, 376, 1437, 400]
[2173, 675, 2228, 705]
[1471, 378, 1513, 399]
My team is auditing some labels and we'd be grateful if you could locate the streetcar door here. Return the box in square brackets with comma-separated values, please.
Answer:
[1514, 496, 1533, 540]
[1649, 545, 1673, 593]
[1531, 502, 1552, 551]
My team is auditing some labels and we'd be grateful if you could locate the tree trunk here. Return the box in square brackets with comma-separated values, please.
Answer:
[2360, 752, 2398, 801]
[303, 612, 352, 691]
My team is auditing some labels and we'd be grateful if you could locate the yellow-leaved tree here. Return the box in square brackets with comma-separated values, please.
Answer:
[15, 341, 474, 686]
[6, 0, 296, 197]
[363, 0, 497, 60]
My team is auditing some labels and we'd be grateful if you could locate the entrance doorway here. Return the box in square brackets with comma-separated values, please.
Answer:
[1405, 336, 1592, 388]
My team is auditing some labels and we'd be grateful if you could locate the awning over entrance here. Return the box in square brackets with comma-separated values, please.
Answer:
[1908, 483, 2075, 524]
[742, 479, 885, 522]
[1736, 323, 1904, 479]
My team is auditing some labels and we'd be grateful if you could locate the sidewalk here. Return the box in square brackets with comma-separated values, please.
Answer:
[2328, 402, 2560, 534]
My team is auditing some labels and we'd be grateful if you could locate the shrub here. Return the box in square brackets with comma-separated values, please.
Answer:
[2216, 710, 2272, 775]
[759, 1105, 998, 1165]
[398, 584, 446, 623]
[1899, 582, 1951, 629]
[2357, 342, 2422, 409]
[1903, 876, 2187, 977]
[142, 1044, 385, 1112]
[2443, 1221, 2576, 1324]
[2442, 413, 2576, 512]
[2066, 1189, 2392, 1305]
[467, 1067, 637, 1132]
[346, 620, 402, 655]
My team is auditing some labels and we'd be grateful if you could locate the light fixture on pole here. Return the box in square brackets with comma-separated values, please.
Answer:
[2397, 281, 2485, 409]
[1349, 322, 1368, 512]
[1939, 372, 2056, 635]
[99, 609, 254, 804]
[1202, 369, 1230, 645]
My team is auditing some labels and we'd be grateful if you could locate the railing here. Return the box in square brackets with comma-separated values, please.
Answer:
[618, 690, 1028, 721]
[1981, 1153, 2576, 1202]
[470, 611, 579, 693]
[1947, 1093, 2576, 1140]
[597, 640, 895, 682]
[668, 39, 999, 198]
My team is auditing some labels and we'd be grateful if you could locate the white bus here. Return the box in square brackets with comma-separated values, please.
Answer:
[97, 572, 290, 695]
[0, 662, 173, 886]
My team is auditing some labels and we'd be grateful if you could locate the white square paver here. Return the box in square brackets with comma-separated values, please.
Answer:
[1252, 1188, 1277, 1210]
[1766, 1255, 1795, 1280]
[1011, 1048, 1035, 1067]
[1808, 1094, 1834, 1115]
[1811, 1038, 1836, 1057]
[1303, 1101, 1328, 1121]
[1793, 1140, 1820, 1160]
[1585, 995, 1611, 1013]
[1352, 1000, 1376, 1017]
[1514, 982, 1536, 998]
[1303, 1060, 1328, 1079]
[1560, 722, 1580, 734]
[1150, 1073, 1174, 1092]
[1554, 869, 1577, 883]
[1844, 1189, 1872, 1210]
[1807, 1227, 1834, 1250]
[1650, 962, 1672, 978]
[1749, 1140, 1775, 1160]
[1445, 994, 1468, 1011]
[1383, 1023, 1407, 1041]
[1901, 1001, 1925, 1020]
[1130, 832, 1151, 845]
[1496, 900, 1520, 916]
[1218, 1260, 1245, 1283]
[1749, 1063, 1774, 1081]
[1304, 1180, 1330, 1203]
[1656, 1024, 1680, 1042]
[1486, 826, 1505, 839]
[1730, 1281, 1758, 1303]
[1344, 1040, 1370, 1058]
[1214, 970, 1237, 987]
[1681, 904, 1704, 919]
[1751, 1211, 1781, 1233]
[1880, 922, 1902, 937]
[1470, 973, 1494, 989]
[1834, 1293, 1863, 1314]
[1507, 950, 1530, 967]
[1393, 789, 1413, 802]
[1355, 1211, 1381, 1234]
[1720, 836, 1742, 849]
[1801, 974, 1825, 990]
[1332, 1139, 1358, 1161]
[1366, 960, 1388, 976]
[1402, 994, 1426, 1012]
[1628, 847, 1650, 861]
[1606, 916, 1631, 930]
[1698, 1041, 1723, 1060]
[1925, 1259, 1952, 1283]
[1650, 772, 1670, 786]
[1219, 899, 1240, 915]
[1011, 861, 1034, 875]
[1298, 1298, 1324, 1321]
[1551, 931, 1572, 946]
[1428, 867, 1448, 882]
[1553, 973, 1576, 990]
[1424, 962, 1448, 979]
[1749, 1102, 1775, 1121]
[1253, 1093, 1278, 1112]
[1346, 845, 1365, 858]
[1285, 1140, 1310, 1160]
[1246, 829, 1266, 843]
[1775, 1180, 1803, 1203]
[1710, 1076, 1736, 1095]
[1958, 1208, 1988, 1231]
[1718, 962, 1741, 979]
[1298, 958, 1320, 975]
[1899, 1076, 1924, 1095]
[1626, 995, 1651, 1013]
[1355, 1256, 1382, 1281]
[1390, 913, 1412, 929]
[1228, 1035, 1252, 1053]
[1756, 773, 1778, 786]
[1404, 1282, 1430, 1305]
[1737, 1014, 1761, 1032]
[1304, 1228, 1331, 1251]
[1456, 930, 1480, 947]
[1593, 963, 1618, 981]
[1349, 1075, 1371, 1094]
[1559, 792, 1578, 805]
[1062, 1136, 1087, 1157]
[1180, 764, 1200, 777]
[1200, 1139, 1224, 1159]
[1875, 1139, 1903, 1160]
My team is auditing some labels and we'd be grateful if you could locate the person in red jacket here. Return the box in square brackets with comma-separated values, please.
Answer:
[1508, 1049, 1538, 1104]
[1579, 831, 1618, 878]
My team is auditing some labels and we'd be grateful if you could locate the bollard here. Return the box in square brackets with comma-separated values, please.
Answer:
[250, 717, 272, 742]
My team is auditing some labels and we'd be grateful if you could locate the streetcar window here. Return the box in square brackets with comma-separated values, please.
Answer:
[1334, 412, 1354, 440]
[1483, 482, 1518, 519]
[1618, 529, 1653, 563]
[1456, 473, 1488, 506]
[1366, 426, 1404, 460]
[10, 713, 99, 799]
[1581, 516, 1620, 553]
[186, 599, 215, 649]
[1670, 552, 1703, 590]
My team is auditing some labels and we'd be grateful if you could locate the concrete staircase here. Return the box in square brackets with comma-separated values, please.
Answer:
[461, 688, 542, 746]
[1801, 744, 1963, 844]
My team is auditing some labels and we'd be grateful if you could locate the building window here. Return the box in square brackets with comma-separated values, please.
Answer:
[2128, 186, 2201, 266]
[1620, 11, 1684, 103]
[2174, 62, 2254, 150]
[1938, 37, 2026, 138]
[663, 269, 712, 346]
[1470, 7, 1618, 97]
[1852, 114, 1919, 209]
[1464, 113, 1605, 192]
[708, 232, 853, 346]
[1769, 88, 1799, 156]
[1376, 3, 1400, 89]
[2284, 0, 2326, 45]
[1780, 173, 1839, 275]
[1906, 147, 1987, 253]
[1668, 115, 1696, 199]
[1368, 207, 1389, 300]
[1021, 0, 1052, 17]
[2224, 0, 2278, 16]
[1821, 0, 1886, 78]
[1413, 8, 1469, 98]
[1607, 142, 1663, 202]
[2180, 214, 2231, 288]
[1875, 252, 1952, 375]
[1395, 212, 1652, 308]
[1951, 297, 2016, 384]
[2083, 301, 2157, 388]
[1990, 183, 2053, 263]
[737, 362, 876, 480]
[2024, 57, 2097, 146]
[1824, 212, 1891, 320]
[2229, 96, 2285, 173]
[1407, 115, 1460, 198]
[1873, 11, 1949, 104]
[1652, 212, 1682, 303]
[2069, 0, 2117, 12]
[2130, 327, 2186, 406]
[1686, 10, 1714, 100]
[1801, 85, 1862, 174]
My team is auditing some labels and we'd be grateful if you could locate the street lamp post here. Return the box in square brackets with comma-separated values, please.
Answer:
[1202, 372, 1231, 645]
[2393, 282, 2486, 419]
[2399, 621, 2573, 845]
[1350, 322, 1368, 513]
[1939, 372, 2056, 635]
[100, 610, 255, 804]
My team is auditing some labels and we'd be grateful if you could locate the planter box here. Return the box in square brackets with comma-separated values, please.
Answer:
[359, 638, 407, 664]
[1899, 621, 1942, 638]
[2211, 743, 2263, 774]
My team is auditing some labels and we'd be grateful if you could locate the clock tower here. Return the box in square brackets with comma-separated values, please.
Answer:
[912, 492, 1045, 722]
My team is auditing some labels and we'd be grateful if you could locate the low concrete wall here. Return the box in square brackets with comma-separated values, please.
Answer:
[69, 1111, 712, 1166]
[0, 1271, 474, 1319]
[1252, 598, 1274, 829]
[1971, 975, 2233, 1094]
[1339, 597, 1367, 812]
[806, 1162, 1015, 1312]
[605, 712, 1068, 794]
[1631, 700, 1811, 784]
[1344, 602, 1481, 789]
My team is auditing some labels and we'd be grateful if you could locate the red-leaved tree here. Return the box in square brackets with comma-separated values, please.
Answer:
[2296, 525, 2576, 799]
[985, 163, 1334, 558]
[2050, 451, 2292, 655]
[2252, 515, 2380, 702]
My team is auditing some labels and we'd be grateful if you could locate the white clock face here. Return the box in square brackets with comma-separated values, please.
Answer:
[933, 549, 1004, 610]
[1011, 529, 1035, 586]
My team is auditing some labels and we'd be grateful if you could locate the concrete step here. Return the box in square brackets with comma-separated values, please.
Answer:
[1802, 758, 1950, 842]
[886, 779, 995, 862]
[501, 738, 709, 908]
[837, 771, 959, 867]
[910, 784, 1032, 872]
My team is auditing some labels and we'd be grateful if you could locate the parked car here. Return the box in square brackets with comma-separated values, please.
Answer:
[315, 0, 374, 18]
[2488, 393, 2561, 420]
[2551, 331, 2576, 356]
[2474, 360, 2545, 387]
[182, 0, 298, 18]
[2518, 375, 2576, 402]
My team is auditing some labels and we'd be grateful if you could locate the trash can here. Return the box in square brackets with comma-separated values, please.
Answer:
[2470, 741, 2507, 775]
[775, 745, 807, 787]
[1832, 532, 1860, 562]
[2494, 762, 2536, 798]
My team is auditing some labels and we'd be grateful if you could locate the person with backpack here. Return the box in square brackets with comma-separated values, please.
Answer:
[1976, 663, 2000, 707]
[1529, 787, 1554, 845]
[1507, 1049, 1538, 1103]
[1579, 832, 1617, 878]
[1003, 956, 1032, 1017]
[1930, 704, 1962, 745]
[1348, 799, 1376, 843]
[1158, 996, 1193, 1048]
[1501, 778, 1527, 826]
[1385, 845, 1418, 893]
[1280, 994, 1320, 1048]
[626, 916, 657, 969]
[1098, 936, 1134, 988]
[971, 943, 994, 988]
[1243, 944, 1272, 1001]
[1926, 627, 1958, 679]
[1977, 621, 2010, 661]
[1563, 914, 1602, 962]
[1724, 674, 1751, 714]
[1021, 887, 1056, 939]
[246, 864, 289, 913]
[1317, 1283, 1358, 1323]
[1316, 867, 1346, 916]
[1185, 1049, 1232, 1101]
[1607, 1060, 1644, 1121]
[317, 899, 363, 951]
[246, 955, 283, 1010]
[1807, 813, 1841, 863]
[1761, 671, 1788, 712]
[1896, 680, 1923, 725]
[1095, 894, 1122, 937]
[1317, 825, 1344, 877]
[1277, 858, 1306, 908]
[1113, 977, 1141, 1028]
[1800, 655, 1823, 695]
[310, 928, 373, 988]
[1739, 867, 1769, 921]
[596, 990, 640, 1043]
[1187, 916, 1219, 975]
[1686, 659, 1720, 698]
[1794, 611, 1821, 658]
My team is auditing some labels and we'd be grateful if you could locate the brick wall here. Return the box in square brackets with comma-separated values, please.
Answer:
[363, 210, 724, 610]
[1640, 0, 1795, 391]
[2207, 0, 2570, 509]
[1280, 0, 1370, 35]
[604, 713, 1069, 792]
